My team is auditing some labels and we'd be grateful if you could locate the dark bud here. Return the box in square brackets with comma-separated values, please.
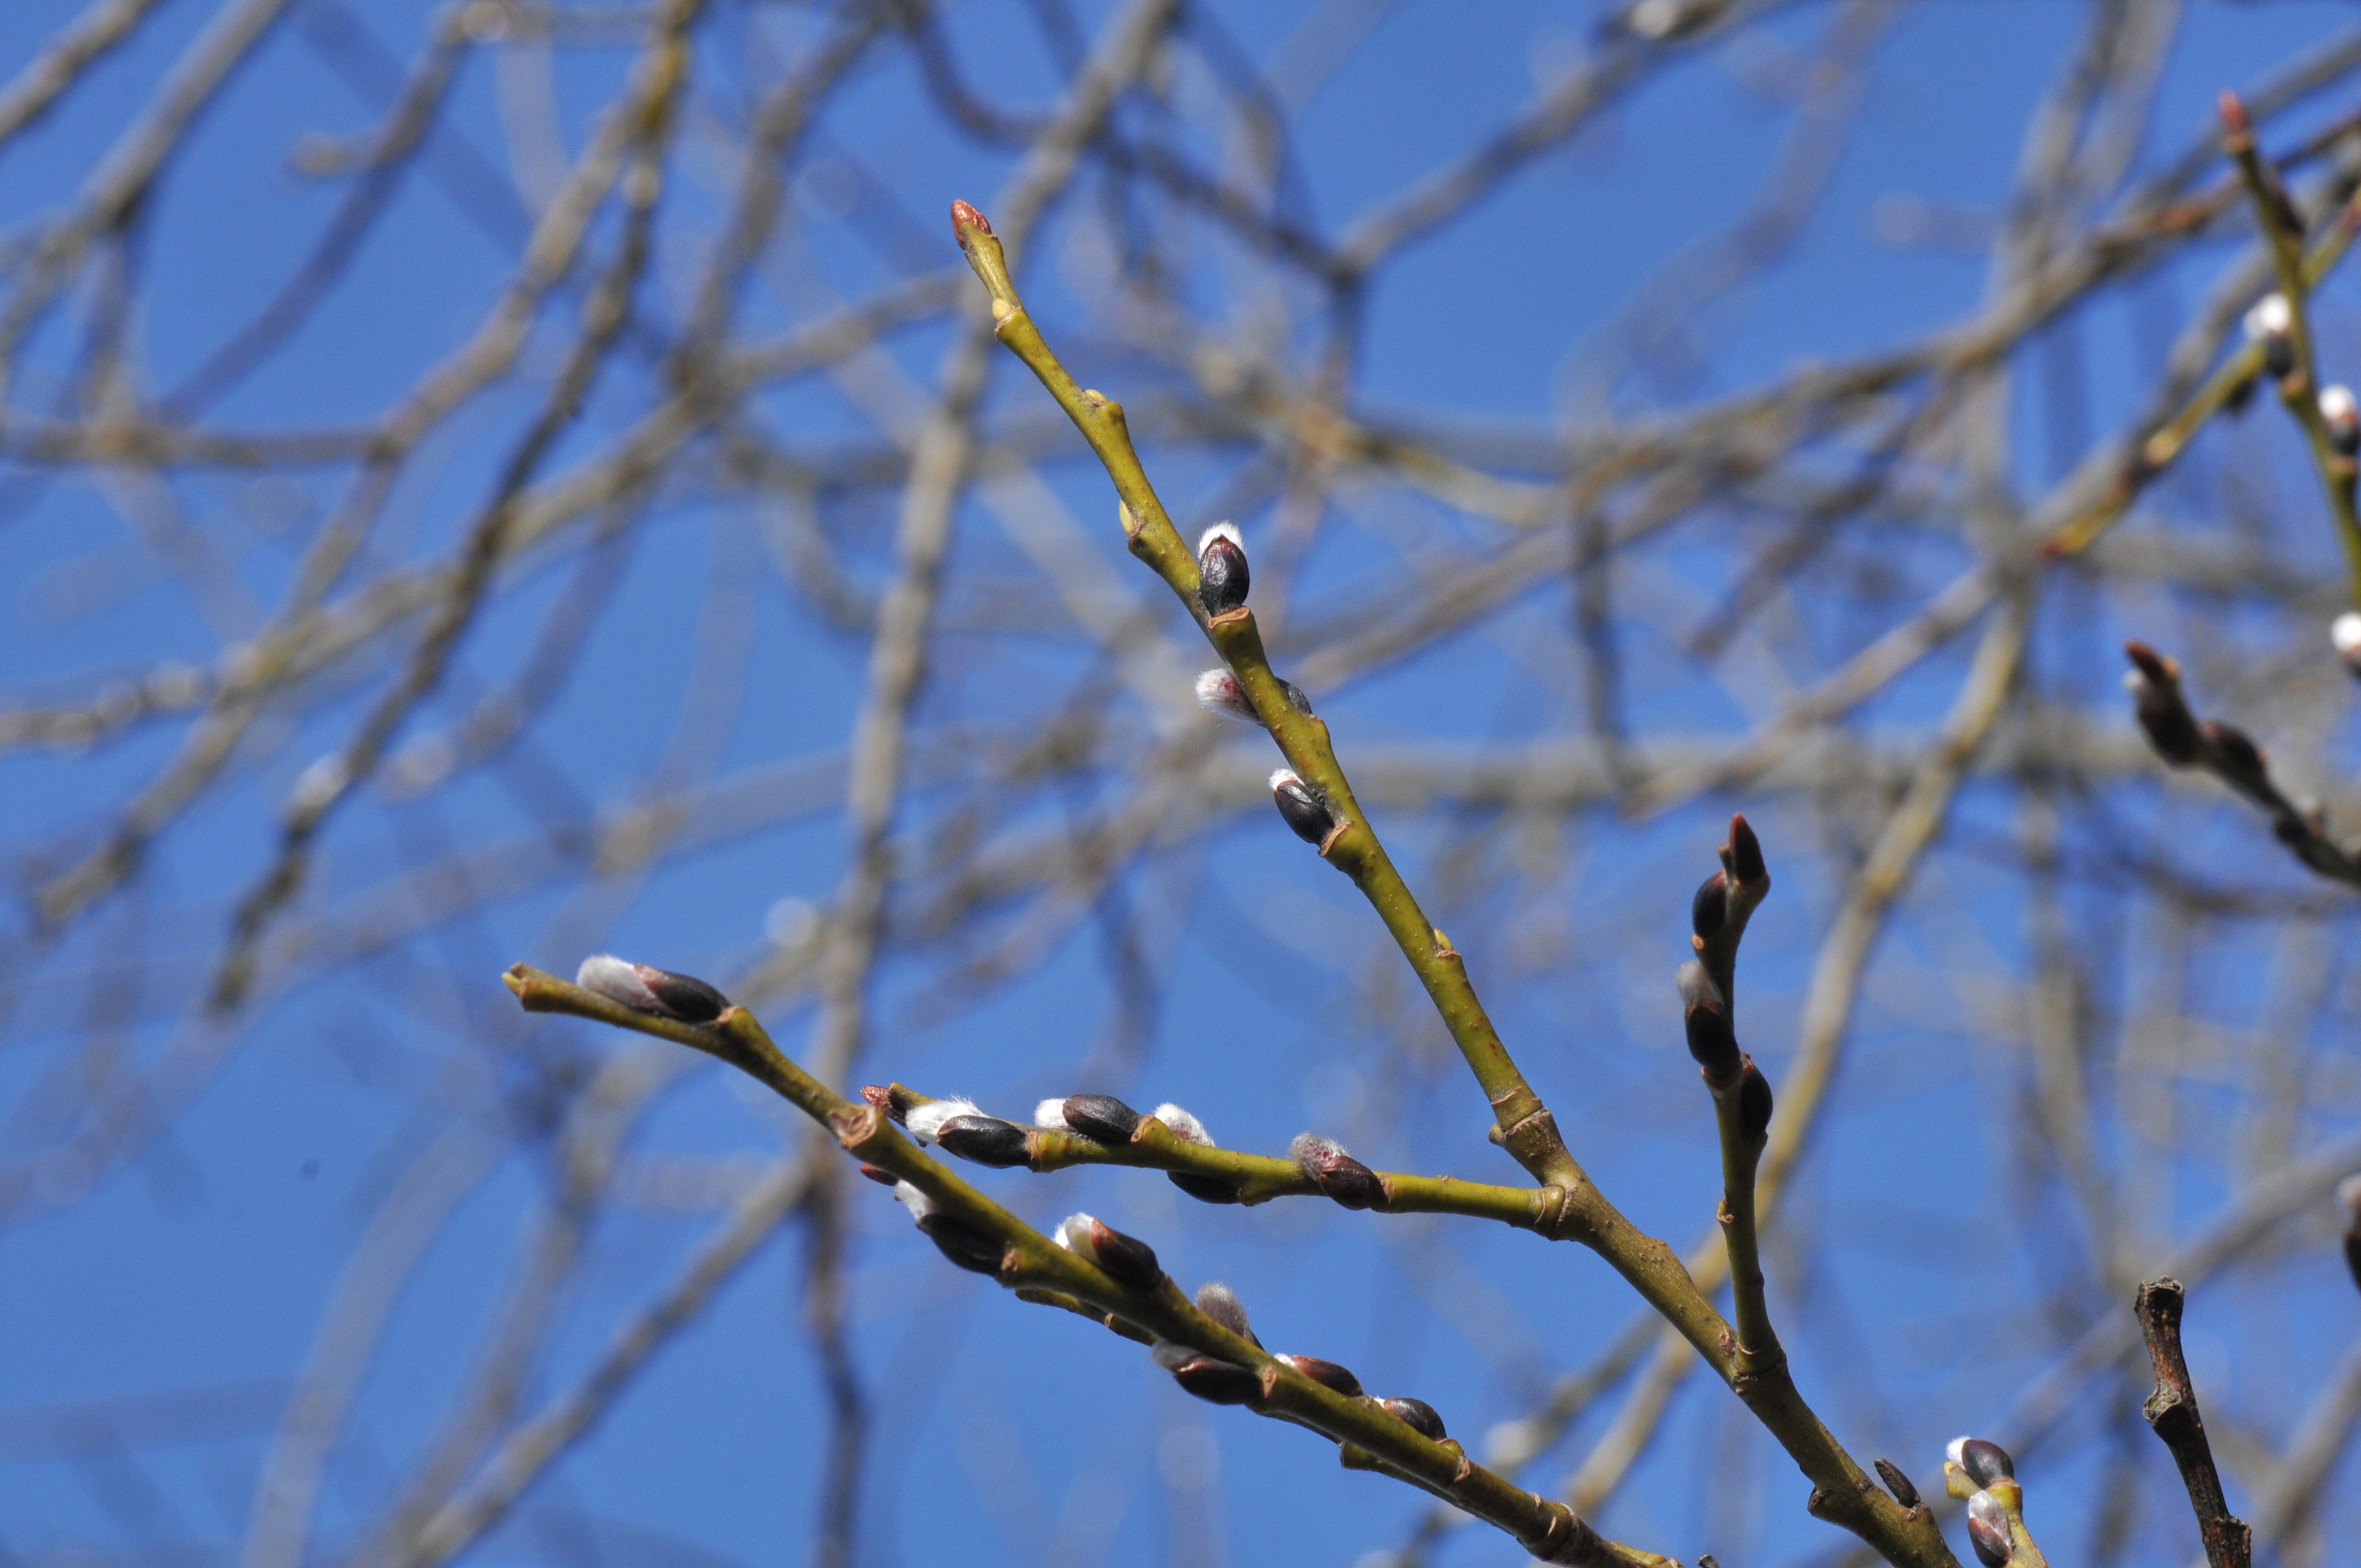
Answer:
[934, 1115, 1032, 1168]
[1728, 813, 1766, 885]
[1278, 678, 1315, 716]
[1197, 525, 1250, 617]
[1678, 963, 1741, 1081]
[1691, 871, 1727, 941]
[1270, 769, 1336, 845]
[1291, 1133, 1387, 1211]
[1965, 1489, 2014, 1568]
[1956, 1437, 2014, 1487]
[2123, 642, 2202, 766]
[1874, 1458, 1922, 1510]
[856, 1163, 897, 1186]
[2202, 719, 2266, 783]
[1194, 1282, 1261, 1348]
[1169, 1172, 1240, 1204]
[2225, 374, 2257, 415]
[1171, 1354, 1263, 1406]
[575, 955, 728, 1023]
[2344, 1227, 2360, 1296]
[1088, 1217, 1163, 1291]
[916, 1213, 1004, 1274]
[1381, 1397, 1448, 1442]
[2264, 332, 2296, 380]
[885, 1083, 923, 1124]
[1062, 1093, 1145, 1145]
[1736, 1056, 1774, 1142]
[1277, 1354, 1363, 1398]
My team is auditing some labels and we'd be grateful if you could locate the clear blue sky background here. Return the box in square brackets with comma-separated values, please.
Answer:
[4, 4, 2360, 1567]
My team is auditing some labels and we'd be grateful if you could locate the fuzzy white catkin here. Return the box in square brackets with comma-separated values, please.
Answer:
[1193, 669, 1255, 723]
[1053, 1213, 1098, 1256]
[1153, 1103, 1214, 1147]
[2246, 291, 2291, 338]
[1031, 1097, 1069, 1130]
[576, 954, 656, 1010]
[1197, 521, 1241, 556]
[904, 1097, 982, 1146]
[892, 1181, 935, 1223]
[2335, 614, 2361, 659]
[2323, 383, 2358, 424]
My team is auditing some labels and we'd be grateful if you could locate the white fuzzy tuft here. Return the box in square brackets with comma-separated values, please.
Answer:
[1153, 1103, 1214, 1147]
[892, 1180, 936, 1223]
[576, 954, 657, 1011]
[2324, 384, 2359, 424]
[1945, 1436, 1970, 1469]
[1032, 1097, 1070, 1130]
[1675, 960, 1724, 1011]
[1150, 1339, 1198, 1371]
[1269, 767, 1303, 792]
[1631, 0, 1683, 38]
[1053, 1213, 1098, 1257]
[1197, 522, 1243, 557]
[1194, 669, 1256, 723]
[904, 1096, 982, 1146]
[2246, 291, 2291, 339]
[2122, 668, 2150, 695]
[2335, 614, 2361, 659]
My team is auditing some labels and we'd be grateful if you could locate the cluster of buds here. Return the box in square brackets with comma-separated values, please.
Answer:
[1193, 667, 1314, 727]
[1289, 1133, 1386, 1210]
[574, 955, 730, 1024]
[1150, 1280, 1458, 1470]
[1033, 1092, 1238, 1204]
[2122, 642, 2268, 791]
[1944, 1436, 2027, 1568]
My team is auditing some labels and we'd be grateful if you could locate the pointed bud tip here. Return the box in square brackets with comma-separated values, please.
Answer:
[1728, 813, 1766, 884]
[950, 199, 992, 240]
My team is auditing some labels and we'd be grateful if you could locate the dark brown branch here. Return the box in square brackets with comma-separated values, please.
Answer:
[2133, 1278, 2253, 1568]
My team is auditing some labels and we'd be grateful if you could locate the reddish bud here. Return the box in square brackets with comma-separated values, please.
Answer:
[950, 199, 993, 243]
[856, 1163, 896, 1186]
[1736, 1056, 1774, 1141]
[1728, 813, 1766, 885]
[1169, 1354, 1263, 1405]
[1874, 1458, 1922, 1510]
[1290, 1132, 1386, 1210]
[1965, 1489, 2013, 1568]
[1277, 1354, 1363, 1398]
[1381, 1397, 1447, 1442]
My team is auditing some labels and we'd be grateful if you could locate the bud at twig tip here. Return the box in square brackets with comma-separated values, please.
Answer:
[949, 199, 991, 242]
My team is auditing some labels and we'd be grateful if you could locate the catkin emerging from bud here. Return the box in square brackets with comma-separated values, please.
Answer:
[1197, 523, 1250, 616]
[575, 955, 730, 1023]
